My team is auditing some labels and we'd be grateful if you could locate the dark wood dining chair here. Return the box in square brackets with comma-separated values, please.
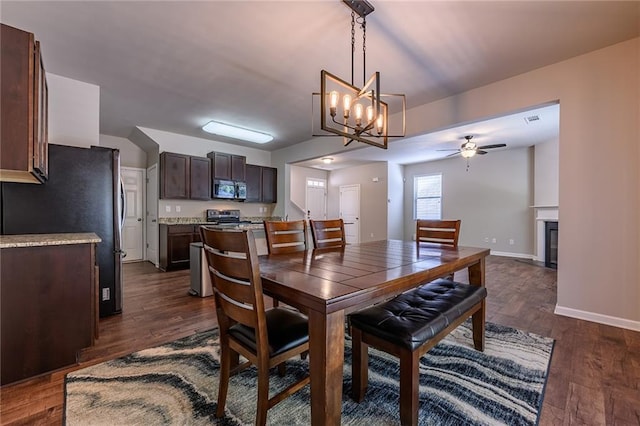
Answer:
[415, 219, 461, 247]
[309, 218, 347, 248]
[200, 227, 310, 426]
[416, 219, 461, 280]
[263, 220, 308, 254]
[263, 220, 309, 308]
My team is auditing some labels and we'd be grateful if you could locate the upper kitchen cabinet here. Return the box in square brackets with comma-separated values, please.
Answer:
[160, 152, 189, 199]
[246, 164, 277, 203]
[160, 152, 211, 200]
[0, 24, 48, 184]
[261, 166, 277, 203]
[189, 156, 212, 200]
[208, 152, 246, 181]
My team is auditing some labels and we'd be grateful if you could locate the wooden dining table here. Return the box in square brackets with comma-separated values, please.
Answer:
[258, 239, 490, 425]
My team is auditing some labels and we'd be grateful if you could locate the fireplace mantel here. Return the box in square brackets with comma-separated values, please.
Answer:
[532, 206, 558, 262]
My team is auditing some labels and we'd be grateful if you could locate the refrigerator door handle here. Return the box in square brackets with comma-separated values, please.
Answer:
[119, 178, 127, 259]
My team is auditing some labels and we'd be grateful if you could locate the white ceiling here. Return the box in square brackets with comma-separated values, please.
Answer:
[2, 1, 638, 166]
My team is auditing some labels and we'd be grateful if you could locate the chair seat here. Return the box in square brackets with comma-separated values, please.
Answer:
[229, 307, 309, 356]
[349, 279, 487, 351]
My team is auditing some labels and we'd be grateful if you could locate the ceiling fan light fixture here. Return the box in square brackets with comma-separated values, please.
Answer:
[202, 120, 273, 144]
[460, 148, 476, 158]
[321, 157, 334, 164]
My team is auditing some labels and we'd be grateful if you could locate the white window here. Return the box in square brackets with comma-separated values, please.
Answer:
[414, 174, 442, 220]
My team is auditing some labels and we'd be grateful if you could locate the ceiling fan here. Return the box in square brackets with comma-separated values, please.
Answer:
[438, 135, 507, 170]
[438, 135, 507, 158]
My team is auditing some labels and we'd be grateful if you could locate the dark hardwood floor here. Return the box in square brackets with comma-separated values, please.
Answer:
[1, 256, 638, 425]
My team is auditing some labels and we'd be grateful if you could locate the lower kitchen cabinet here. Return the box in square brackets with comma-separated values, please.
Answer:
[1, 236, 98, 385]
[159, 224, 203, 271]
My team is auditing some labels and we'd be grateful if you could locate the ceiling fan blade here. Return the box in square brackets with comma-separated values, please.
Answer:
[476, 150, 488, 155]
[477, 144, 507, 149]
[446, 152, 461, 157]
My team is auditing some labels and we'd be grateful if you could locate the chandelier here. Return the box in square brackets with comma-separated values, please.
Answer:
[312, 0, 405, 149]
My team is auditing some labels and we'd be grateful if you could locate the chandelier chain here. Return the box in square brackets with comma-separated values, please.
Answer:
[351, 11, 355, 85]
[362, 17, 366, 86]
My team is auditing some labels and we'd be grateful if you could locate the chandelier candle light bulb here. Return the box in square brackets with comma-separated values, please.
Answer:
[342, 94, 352, 119]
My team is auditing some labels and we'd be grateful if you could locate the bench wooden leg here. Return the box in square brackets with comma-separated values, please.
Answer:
[351, 327, 369, 402]
[472, 300, 486, 351]
[399, 349, 420, 426]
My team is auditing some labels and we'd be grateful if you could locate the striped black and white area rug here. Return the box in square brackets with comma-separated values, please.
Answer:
[65, 322, 554, 425]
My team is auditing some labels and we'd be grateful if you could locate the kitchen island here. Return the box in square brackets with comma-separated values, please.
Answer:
[0, 232, 100, 385]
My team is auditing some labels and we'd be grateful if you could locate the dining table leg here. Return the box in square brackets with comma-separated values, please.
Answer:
[308, 308, 345, 426]
[468, 257, 486, 350]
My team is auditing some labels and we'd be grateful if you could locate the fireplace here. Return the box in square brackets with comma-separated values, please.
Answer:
[545, 221, 558, 269]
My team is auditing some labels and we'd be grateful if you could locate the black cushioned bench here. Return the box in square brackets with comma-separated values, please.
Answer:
[349, 278, 487, 426]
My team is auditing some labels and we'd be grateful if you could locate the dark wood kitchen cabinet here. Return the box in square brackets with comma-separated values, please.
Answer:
[261, 166, 277, 203]
[1, 235, 98, 385]
[246, 164, 277, 203]
[159, 224, 202, 271]
[207, 152, 246, 181]
[189, 156, 212, 200]
[160, 152, 211, 200]
[0, 24, 48, 184]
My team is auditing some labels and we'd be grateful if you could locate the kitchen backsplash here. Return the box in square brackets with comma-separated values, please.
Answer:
[158, 199, 275, 219]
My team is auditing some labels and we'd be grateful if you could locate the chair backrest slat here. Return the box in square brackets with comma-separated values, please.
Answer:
[309, 219, 346, 248]
[200, 226, 266, 333]
[264, 220, 308, 254]
[416, 219, 461, 247]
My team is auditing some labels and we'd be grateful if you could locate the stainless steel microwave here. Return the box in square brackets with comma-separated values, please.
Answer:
[213, 179, 235, 199]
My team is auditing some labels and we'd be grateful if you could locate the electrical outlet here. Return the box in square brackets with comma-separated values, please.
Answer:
[484, 237, 489, 242]
[165, 205, 171, 212]
[102, 287, 110, 301]
[491, 238, 497, 243]
[509, 239, 515, 245]
[176, 205, 181, 213]
[370, 233, 374, 238]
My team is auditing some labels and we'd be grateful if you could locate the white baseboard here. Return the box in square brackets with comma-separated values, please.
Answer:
[554, 305, 640, 331]
[489, 250, 535, 260]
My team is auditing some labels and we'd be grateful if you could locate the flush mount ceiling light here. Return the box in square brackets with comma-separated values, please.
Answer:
[321, 157, 334, 164]
[312, 0, 405, 149]
[202, 121, 273, 144]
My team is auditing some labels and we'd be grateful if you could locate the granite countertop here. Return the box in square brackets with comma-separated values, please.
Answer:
[159, 217, 281, 226]
[0, 232, 102, 249]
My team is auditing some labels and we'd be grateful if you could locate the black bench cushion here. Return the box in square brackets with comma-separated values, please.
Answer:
[349, 279, 487, 351]
[229, 307, 309, 357]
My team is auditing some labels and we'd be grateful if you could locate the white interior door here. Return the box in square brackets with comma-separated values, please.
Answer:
[306, 178, 327, 220]
[146, 164, 159, 266]
[121, 167, 145, 261]
[340, 184, 360, 244]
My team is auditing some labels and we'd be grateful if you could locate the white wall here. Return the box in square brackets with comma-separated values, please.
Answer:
[533, 138, 559, 206]
[139, 127, 271, 165]
[99, 134, 147, 169]
[328, 162, 388, 242]
[48, 73, 99, 147]
[387, 162, 404, 240]
[404, 147, 533, 256]
[272, 38, 640, 330]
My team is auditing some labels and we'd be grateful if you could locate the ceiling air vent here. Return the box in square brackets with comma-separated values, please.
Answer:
[524, 115, 540, 124]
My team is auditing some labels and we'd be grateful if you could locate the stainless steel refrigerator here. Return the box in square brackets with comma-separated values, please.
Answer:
[1, 144, 125, 317]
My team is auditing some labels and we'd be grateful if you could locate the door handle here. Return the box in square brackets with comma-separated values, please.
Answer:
[137, 218, 142, 222]
[152, 219, 157, 223]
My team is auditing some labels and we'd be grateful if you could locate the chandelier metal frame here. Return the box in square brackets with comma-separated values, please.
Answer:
[312, 0, 405, 149]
